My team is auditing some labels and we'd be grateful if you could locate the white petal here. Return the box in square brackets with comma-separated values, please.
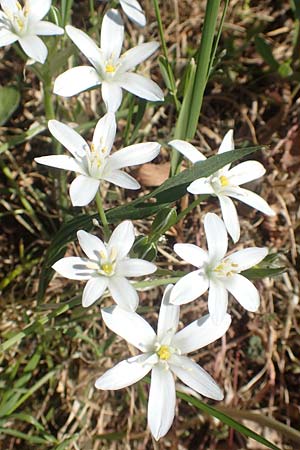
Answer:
[34, 155, 84, 173]
[19, 35, 47, 63]
[204, 213, 228, 263]
[173, 243, 208, 268]
[187, 177, 215, 195]
[223, 274, 260, 312]
[219, 194, 240, 243]
[48, 120, 88, 159]
[32, 21, 64, 36]
[54, 66, 101, 97]
[120, 72, 164, 102]
[1, 0, 18, 14]
[157, 285, 179, 344]
[101, 305, 156, 351]
[27, 0, 51, 21]
[119, 42, 158, 73]
[170, 271, 209, 306]
[120, 0, 146, 27]
[0, 29, 18, 46]
[170, 355, 223, 400]
[101, 81, 123, 113]
[108, 276, 139, 311]
[172, 313, 231, 354]
[108, 142, 160, 170]
[82, 276, 108, 307]
[218, 129, 234, 154]
[148, 365, 176, 441]
[103, 169, 140, 189]
[92, 112, 116, 155]
[69, 175, 100, 207]
[208, 280, 228, 325]
[168, 140, 206, 163]
[108, 220, 135, 259]
[228, 247, 268, 271]
[95, 355, 152, 390]
[52, 257, 92, 280]
[224, 187, 276, 216]
[101, 8, 124, 60]
[66, 25, 103, 72]
[77, 230, 106, 260]
[227, 161, 266, 186]
[117, 258, 157, 277]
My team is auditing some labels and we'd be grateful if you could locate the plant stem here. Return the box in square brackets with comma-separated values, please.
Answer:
[95, 191, 110, 240]
[42, 73, 55, 121]
[153, 0, 180, 111]
[186, 0, 221, 138]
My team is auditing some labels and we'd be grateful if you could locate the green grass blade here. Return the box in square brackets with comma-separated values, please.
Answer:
[186, 0, 221, 138]
[177, 392, 281, 450]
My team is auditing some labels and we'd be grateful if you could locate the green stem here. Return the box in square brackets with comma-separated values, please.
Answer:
[176, 195, 205, 223]
[95, 191, 110, 240]
[153, 0, 180, 111]
[186, 0, 221, 138]
[42, 74, 55, 121]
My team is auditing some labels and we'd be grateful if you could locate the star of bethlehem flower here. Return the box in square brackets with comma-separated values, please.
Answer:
[53, 8, 163, 112]
[95, 284, 231, 441]
[0, 0, 64, 63]
[169, 130, 275, 243]
[99, 0, 146, 27]
[52, 220, 156, 311]
[35, 113, 160, 207]
[170, 213, 268, 325]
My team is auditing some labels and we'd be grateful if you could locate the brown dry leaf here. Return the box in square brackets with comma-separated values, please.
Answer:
[135, 162, 171, 187]
[282, 124, 300, 171]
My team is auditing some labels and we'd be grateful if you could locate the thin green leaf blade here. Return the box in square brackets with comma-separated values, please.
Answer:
[177, 392, 281, 450]
[0, 86, 21, 126]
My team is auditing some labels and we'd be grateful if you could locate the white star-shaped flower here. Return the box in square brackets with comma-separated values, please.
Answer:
[52, 220, 157, 310]
[0, 0, 64, 63]
[170, 213, 268, 324]
[95, 284, 231, 440]
[35, 113, 160, 207]
[53, 9, 163, 112]
[169, 130, 275, 242]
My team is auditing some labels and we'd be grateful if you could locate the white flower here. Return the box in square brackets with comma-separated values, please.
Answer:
[170, 213, 268, 325]
[35, 113, 160, 207]
[95, 284, 231, 440]
[0, 0, 64, 64]
[169, 130, 275, 242]
[53, 9, 163, 112]
[52, 220, 157, 310]
[99, 0, 146, 27]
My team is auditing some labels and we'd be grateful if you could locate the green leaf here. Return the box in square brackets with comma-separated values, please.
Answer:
[149, 207, 177, 242]
[255, 36, 279, 71]
[0, 86, 21, 126]
[177, 392, 281, 450]
[242, 267, 286, 279]
[278, 61, 293, 78]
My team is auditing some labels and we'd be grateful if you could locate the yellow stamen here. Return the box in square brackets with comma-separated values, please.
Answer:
[101, 262, 114, 275]
[220, 175, 229, 187]
[16, 1, 22, 10]
[157, 345, 171, 360]
[105, 64, 116, 73]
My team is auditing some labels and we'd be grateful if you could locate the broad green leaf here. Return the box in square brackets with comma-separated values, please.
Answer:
[0, 86, 21, 126]
[242, 267, 285, 279]
[177, 392, 281, 450]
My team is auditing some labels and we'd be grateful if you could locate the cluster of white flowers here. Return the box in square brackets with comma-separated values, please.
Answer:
[0, 0, 276, 442]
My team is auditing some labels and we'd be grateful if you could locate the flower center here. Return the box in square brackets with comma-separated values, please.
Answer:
[10, 1, 28, 35]
[219, 175, 229, 187]
[98, 248, 117, 277]
[157, 345, 171, 361]
[105, 63, 116, 73]
[100, 262, 114, 275]
[213, 258, 239, 278]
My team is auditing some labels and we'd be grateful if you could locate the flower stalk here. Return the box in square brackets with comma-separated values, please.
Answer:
[95, 191, 110, 240]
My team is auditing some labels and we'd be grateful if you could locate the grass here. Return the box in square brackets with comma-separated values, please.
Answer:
[0, 0, 299, 449]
